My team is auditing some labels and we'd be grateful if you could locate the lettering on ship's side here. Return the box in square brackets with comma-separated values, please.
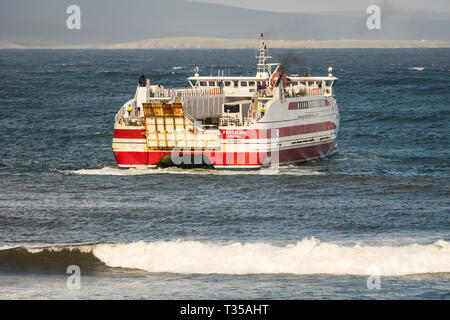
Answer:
[298, 114, 316, 120]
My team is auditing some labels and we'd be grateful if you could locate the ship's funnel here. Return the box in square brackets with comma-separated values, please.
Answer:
[138, 74, 147, 87]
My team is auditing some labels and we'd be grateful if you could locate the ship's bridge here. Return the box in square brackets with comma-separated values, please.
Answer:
[186, 75, 338, 98]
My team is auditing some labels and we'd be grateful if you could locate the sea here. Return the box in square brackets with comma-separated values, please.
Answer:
[0, 48, 448, 299]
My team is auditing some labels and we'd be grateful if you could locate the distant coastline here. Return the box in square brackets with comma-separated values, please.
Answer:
[2, 37, 450, 49]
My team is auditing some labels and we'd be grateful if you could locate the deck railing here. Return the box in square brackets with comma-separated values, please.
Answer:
[150, 84, 325, 100]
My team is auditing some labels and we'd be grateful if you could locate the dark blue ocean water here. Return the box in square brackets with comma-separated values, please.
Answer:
[0, 48, 449, 299]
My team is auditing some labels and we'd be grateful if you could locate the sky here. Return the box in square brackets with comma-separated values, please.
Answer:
[0, 0, 449, 46]
[191, 0, 450, 13]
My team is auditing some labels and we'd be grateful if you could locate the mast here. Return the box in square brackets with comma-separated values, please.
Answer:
[255, 33, 272, 79]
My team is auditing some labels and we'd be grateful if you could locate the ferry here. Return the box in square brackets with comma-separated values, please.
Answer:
[112, 34, 339, 169]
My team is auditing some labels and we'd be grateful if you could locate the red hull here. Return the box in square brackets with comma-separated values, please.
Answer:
[113, 141, 337, 168]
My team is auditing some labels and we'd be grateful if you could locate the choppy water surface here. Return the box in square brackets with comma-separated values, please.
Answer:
[0, 48, 449, 299]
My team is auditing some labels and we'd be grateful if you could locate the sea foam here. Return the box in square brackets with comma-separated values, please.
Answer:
[91, 238, 450, 276]
[409, 67, 424, 71]
[59, 166, 325, 176]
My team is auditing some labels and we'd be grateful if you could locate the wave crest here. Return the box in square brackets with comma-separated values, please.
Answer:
[1, 239, 449, 276]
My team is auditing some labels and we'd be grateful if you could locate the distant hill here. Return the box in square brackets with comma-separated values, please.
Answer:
[3, 38, 450, 49]
[1, 0, 450, 47]
[82, 38, 450, 49]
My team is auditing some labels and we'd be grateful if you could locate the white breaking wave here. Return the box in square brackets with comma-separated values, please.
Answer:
[61, 167, 158, 176]
[58, 166, 325, 176]
[172, 66, 183, 70]
[0, 245, 16, 250]
[409, 67, 424, 71]
[90, 238, 450, 276]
